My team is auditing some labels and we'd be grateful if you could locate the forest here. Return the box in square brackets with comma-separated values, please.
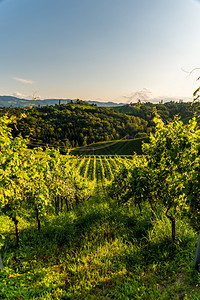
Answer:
[0, 100, 196, 153]
[1, 104, 200, 298]
[0, 102, 147, 151]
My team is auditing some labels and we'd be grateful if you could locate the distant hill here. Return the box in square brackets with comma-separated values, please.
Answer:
[0, 96, 124, 108]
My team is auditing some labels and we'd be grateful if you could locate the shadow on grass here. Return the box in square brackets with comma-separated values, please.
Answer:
[2, 197, 154, 262]
[1, 197, 199, 300]
[2, 202, 110, 262]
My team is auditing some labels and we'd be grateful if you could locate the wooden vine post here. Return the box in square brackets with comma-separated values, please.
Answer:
[0, 254, 3, 270]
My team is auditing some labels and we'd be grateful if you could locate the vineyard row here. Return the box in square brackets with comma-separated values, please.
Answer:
[70, 156, 134, 182]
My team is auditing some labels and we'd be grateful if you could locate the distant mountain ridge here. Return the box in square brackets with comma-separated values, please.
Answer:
[0, 96, 124, 108]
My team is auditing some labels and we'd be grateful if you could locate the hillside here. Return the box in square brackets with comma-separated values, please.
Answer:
[70, 137, 149, 155]
[0, 100, 197, 155]
[0, 102, 148, 150]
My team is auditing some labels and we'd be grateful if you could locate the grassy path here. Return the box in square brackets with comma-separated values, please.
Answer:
[0, 186, 200, 299]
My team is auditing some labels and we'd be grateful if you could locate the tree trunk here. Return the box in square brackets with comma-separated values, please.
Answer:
[149, 200, 156, 217]
[12, 217, 19, 246]
[35, 207, 41, 231]
[65, 197, 69, 211]
[166, 207, 175, 242]
[138, 202, 142, 213]
[60, 197, 63, 213]
[75, 193, 79, 206]
[55, 196, 59, 214]
[171, 216, 175, 242]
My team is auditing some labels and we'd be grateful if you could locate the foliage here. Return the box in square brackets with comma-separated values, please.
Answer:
[143, 115, 200, 220]
[0, 116, 94, 244]
[0, 102, 148, 151]
[108, 113, 200, 228]
[113, 100, 196, 127]
[0, 116, 29, 245]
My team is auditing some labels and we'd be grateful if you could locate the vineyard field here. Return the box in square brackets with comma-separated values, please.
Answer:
[1, 114, 200, 300]
[69, 155, 133, 182]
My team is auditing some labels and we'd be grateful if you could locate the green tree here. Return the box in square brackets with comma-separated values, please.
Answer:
[143, 115, 200, 214]
[0, 116, 29, 245]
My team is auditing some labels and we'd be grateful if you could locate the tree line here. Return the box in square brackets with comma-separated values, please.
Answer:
[112, 100, 196, 127]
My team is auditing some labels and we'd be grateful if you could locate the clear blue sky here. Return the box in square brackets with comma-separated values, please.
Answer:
[0, 0, 200, 103]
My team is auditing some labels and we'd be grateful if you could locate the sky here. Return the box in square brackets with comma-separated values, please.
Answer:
[0, 0, 200, 103]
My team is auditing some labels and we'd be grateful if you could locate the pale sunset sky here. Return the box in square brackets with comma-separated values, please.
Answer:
[0, 0, 200, 103]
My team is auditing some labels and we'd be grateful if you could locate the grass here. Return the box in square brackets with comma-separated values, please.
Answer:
[1, 184, 200, 299]
[70, 137, 149, 156]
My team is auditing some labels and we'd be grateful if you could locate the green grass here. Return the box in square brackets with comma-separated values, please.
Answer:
[70, 137, 149, 156]
[1, 184, 200, 299]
